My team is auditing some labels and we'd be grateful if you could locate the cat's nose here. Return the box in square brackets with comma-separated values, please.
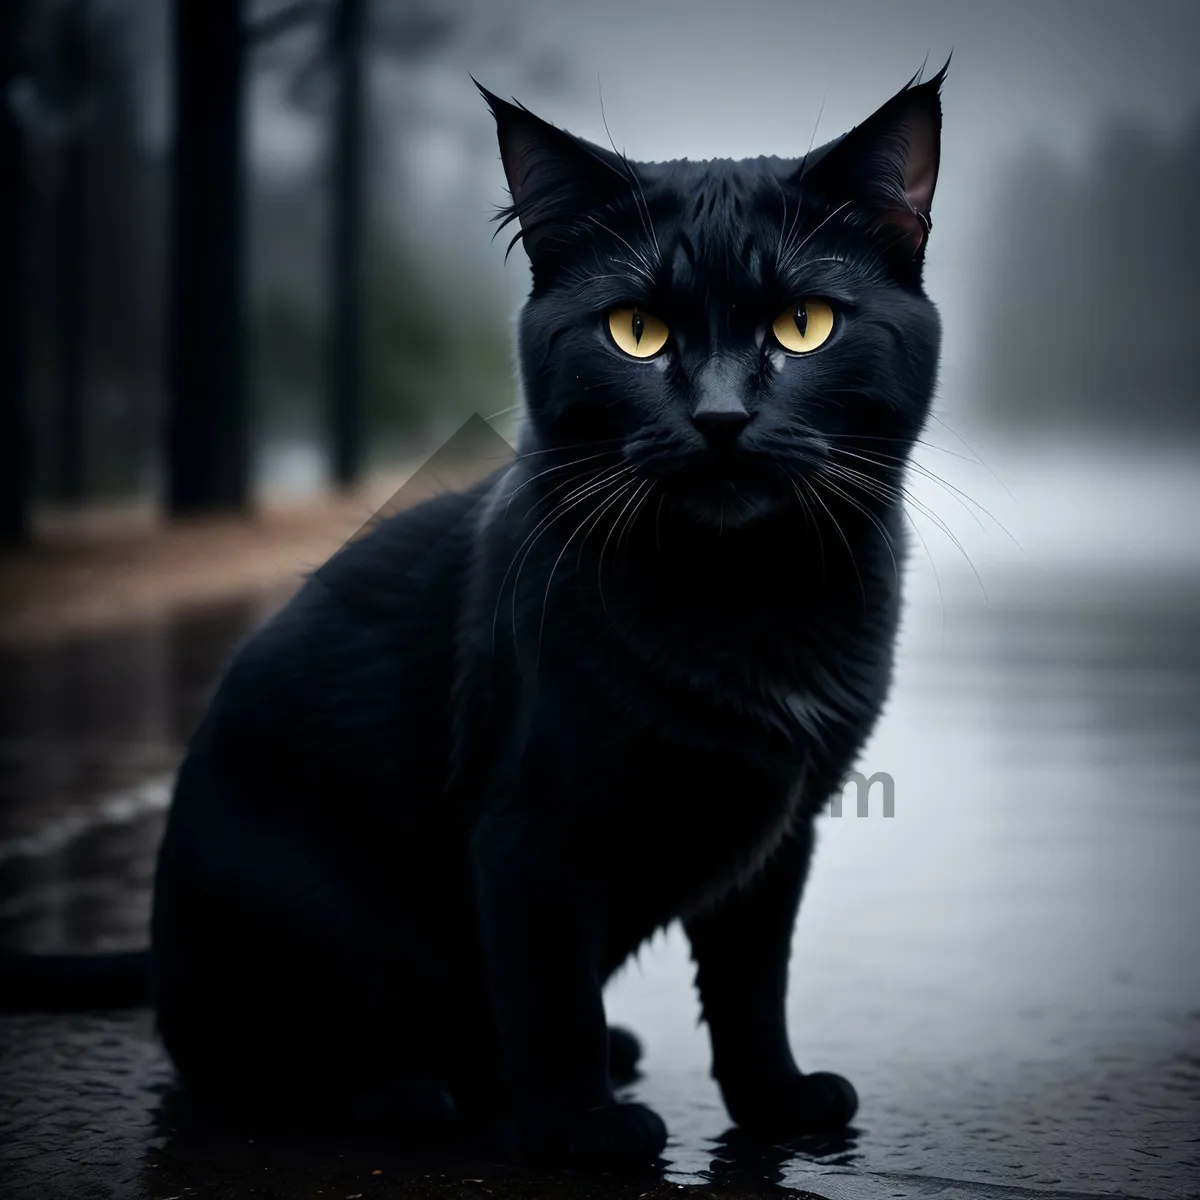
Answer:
[691, 406, 751, 446]
[690, 359, 752, 446]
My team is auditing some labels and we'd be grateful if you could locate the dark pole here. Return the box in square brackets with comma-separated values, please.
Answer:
[327, 0, 365, 489]
[0, 0, 31, 542]
[54, 0, 89, 504]
[166, 0, 249, 516]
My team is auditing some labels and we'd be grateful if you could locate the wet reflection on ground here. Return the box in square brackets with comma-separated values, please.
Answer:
[1, 565, 1198, 1198]
[0, 593, 284, 954]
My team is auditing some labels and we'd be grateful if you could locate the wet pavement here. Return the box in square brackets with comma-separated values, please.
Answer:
[1, 553, 1199, 1199]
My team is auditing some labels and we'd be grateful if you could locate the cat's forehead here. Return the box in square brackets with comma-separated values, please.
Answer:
[633, 157, 802, 297]
[638, 155, 794, 208]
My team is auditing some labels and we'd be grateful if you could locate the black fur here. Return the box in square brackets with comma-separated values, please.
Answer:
[2, 67, 947, 1167]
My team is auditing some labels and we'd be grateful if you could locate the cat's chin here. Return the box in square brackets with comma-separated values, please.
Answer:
[635, 448, 801, 532]
[665, 484, 789, 531]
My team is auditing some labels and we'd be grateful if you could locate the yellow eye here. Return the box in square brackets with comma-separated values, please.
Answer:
[608, 307, 669, 359]
[772, 299, 835, 354]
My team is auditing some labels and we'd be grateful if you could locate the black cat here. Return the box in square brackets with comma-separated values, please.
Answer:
[1, 66, 946, 1167]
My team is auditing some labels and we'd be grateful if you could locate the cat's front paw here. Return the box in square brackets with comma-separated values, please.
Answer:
[514, 1100, 667, 1166]
[723, 1071, 858, 1135]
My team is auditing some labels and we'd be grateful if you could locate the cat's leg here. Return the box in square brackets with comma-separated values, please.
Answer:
[153, 758, 471, 1132]
[684, 823, 858, 1134]
[471, 813, 667, 1166]
[157, 900, 468, 1134]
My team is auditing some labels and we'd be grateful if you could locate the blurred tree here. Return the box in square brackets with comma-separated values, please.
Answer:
[166, 0, 249, 515]
[980, 114, 1200, 440]
[12, 0, 97, 505]
[85, 1, 166, 502]
[327, 0, 365, 489]
[264, 0, 571, 486]
[212, 0, 463, 495]
[0, 0, 32, 543]
[15, 0, 168, 506]
[52, 0, 89, 503]
[175, 0, 561, 507]
[304, 0, 458, 488]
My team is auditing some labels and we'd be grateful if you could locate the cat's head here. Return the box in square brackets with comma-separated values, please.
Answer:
[480, 66, 946, 530]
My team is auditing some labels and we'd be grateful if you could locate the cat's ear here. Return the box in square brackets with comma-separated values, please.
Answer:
[474, 79, 632, 264]
[801, 61, 947, 258]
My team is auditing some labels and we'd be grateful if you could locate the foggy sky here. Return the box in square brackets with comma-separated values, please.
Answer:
[479, 0, 1200, 161]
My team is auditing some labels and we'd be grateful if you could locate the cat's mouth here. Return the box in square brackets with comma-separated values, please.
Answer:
[643, 451, 796, 528]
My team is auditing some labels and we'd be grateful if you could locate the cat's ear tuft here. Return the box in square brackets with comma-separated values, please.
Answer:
[803, 59, 948, 259]
[474, 78, 630, 265]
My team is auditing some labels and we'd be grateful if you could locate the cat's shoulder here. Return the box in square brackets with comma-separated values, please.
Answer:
[297, 469, 504, 622]
[196, 474, 506, 737]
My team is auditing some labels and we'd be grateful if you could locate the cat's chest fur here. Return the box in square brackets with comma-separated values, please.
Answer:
[520, 620, 881, 931]
[560, 546, 895, 769]
[457, 493, 899, 924]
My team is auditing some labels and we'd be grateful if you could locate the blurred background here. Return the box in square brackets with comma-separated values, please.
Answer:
[1, 2, 1198, 1197]
[2, 0, 1200, 542]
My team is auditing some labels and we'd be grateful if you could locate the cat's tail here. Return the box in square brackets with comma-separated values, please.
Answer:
[0, 948, 149, 1012]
